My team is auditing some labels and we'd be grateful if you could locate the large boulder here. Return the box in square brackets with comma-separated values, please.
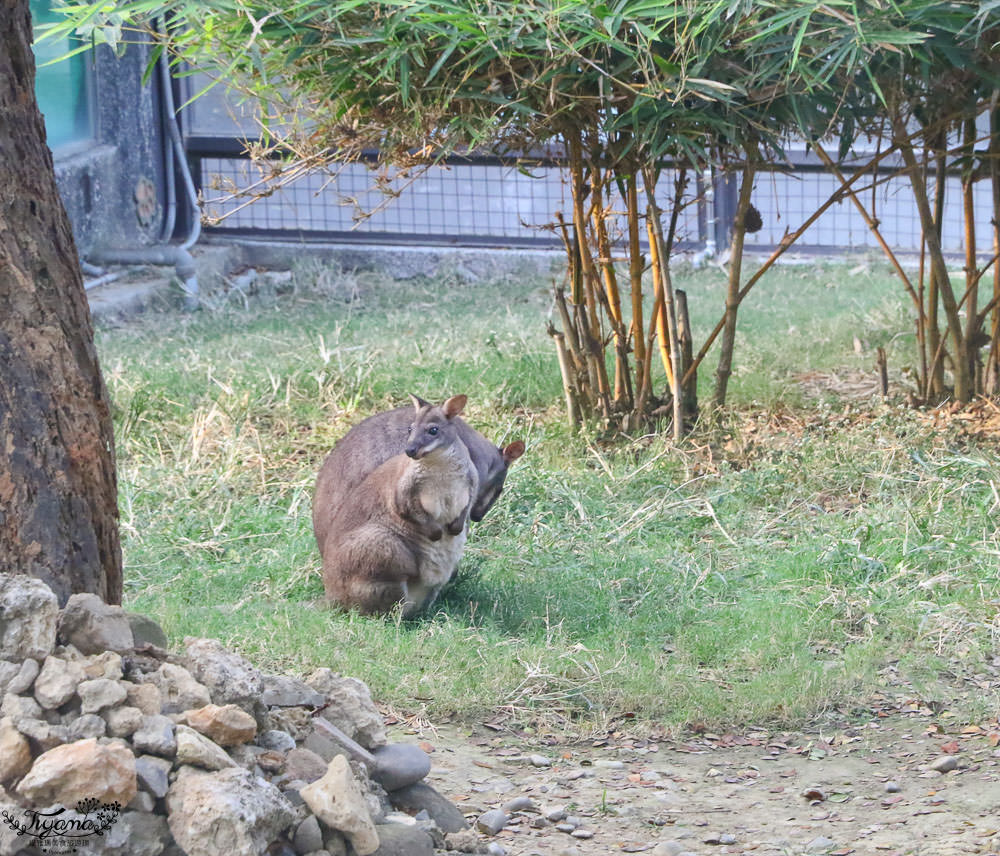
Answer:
[15, 738, 137, 806]
[165, 766, 296, 856]
[0, 574, 58, 661]
[57, 593, 134, 655]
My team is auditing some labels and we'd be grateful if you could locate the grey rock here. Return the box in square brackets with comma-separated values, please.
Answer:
[127, 612, 169, 649]
[175, 723, 238, 770]
[443, 829, 481, 853]
[388, 782, 468, 834]
[486, 845, 506, 856]
[476, 809, 508, 835]
[371, 822, 434, 856]
[67, 713, 107, 740]
[650, 845, 687, 856]
[570, 829, 594, 839]
[294, 815, 325, 855]
[105, 705, 144, 738]
[285, 747, 329, 784]
[142, 663, 211, 714]
[184, 637, 264, 709]
[82, 650, 125, 681]
[529, 754, 551, 767]
[166, 766, 296, 856]
[135, 754, 172, 798]
[0, 574, 59, 661]
[0, 660, 20, 695]
[884, 780, 901, 793]
[129, 789, 156, 812]
[930, 755, 959, 773]
[300, 755, 379, 856]
[323, 830, 349, 856]
[78, 677, 128, 713]
[14, 716, 70, 751]
[303, 725, 340, 762]
[501, 796, 536, 814]
[34, 654, 86, 708]
[259, 729, 297, 753]
[118, 810, 172, 856]
[132, 714, 177, 757]
[1, 692, 42, 725]
[6, 658, 38, 694]
[123, 680, 164, 715]
[307, 669, 386, 749]
[805, 836, 837, 854]
[545, 807, 568, 822]
[57, 592, 134, 655]
[262, 673, 326, 708]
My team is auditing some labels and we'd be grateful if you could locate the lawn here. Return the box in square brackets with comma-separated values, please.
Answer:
[95, 255, 1000, 733]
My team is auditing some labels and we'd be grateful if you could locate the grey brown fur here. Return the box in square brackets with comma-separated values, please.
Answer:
[316, 395, 483, 616]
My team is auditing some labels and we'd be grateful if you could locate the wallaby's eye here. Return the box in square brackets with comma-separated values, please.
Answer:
[428, 426, 439, 436]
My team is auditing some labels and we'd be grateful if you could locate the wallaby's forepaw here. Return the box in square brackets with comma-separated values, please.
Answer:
[446, 516, 466, 537]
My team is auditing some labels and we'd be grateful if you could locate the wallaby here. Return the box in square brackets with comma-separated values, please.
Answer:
[312, 403, 523, 553]
[317, 395, 479, 616]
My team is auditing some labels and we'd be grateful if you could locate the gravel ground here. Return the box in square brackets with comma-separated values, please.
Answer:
[404, 703, 1000, 856]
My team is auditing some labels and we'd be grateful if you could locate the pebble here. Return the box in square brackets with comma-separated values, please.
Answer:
[530, 754, 551, 767]
[651, 843, 686, 856]
[486, 844, 507, 856]
[930, 755, 958, 773]
[502, 796, 537, 813]
[884, 780, 901, 793]
[805, 836, 837, 853]
[476, 809, 509, 835]
[593, 759, 625, 769]
[555, 823, 577, 833]
[545, 807, 568, 822]
[570, 829, 594, 839]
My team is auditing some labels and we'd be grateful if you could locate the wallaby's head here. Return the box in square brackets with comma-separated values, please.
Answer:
[404, 394, 467, 459]
[469, 440, 525, 522]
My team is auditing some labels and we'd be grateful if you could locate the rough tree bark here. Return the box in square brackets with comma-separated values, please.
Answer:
[0, 0, 123, 604]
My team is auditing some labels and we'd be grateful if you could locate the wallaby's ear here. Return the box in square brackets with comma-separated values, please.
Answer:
[502, 440, 525, 463]
[409, 393, 430, 413]
[442, 395, 467, 419]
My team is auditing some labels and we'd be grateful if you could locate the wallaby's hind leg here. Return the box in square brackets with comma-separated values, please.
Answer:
[322, 525, 419, 615]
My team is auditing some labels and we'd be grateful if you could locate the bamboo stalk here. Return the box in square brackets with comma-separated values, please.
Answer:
[548, 324, 581, 426]
[962, 116, 979, 363]
[590, 164, 631, 409]
[626, 172, 646, 374]
[925, 138, 946, 399]
[568, 133, 611, 417]
[676, 288, 697, 420]
[715, 146, 758, 408]
[893, 115, 971, 403]
[645, 171, 685, 441]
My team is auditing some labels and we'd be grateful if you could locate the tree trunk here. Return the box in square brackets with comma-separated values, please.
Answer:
[0, 0, 123, 604]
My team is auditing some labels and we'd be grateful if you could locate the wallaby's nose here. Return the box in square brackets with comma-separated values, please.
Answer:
[404, 445, 419, 459]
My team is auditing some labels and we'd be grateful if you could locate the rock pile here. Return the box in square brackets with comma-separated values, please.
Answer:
[0, 574, 478, 856]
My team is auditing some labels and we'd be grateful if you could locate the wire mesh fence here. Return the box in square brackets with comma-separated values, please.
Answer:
[190, 145, 994, 257]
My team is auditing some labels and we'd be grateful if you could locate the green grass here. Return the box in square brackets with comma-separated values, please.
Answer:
[96, 258, 1000, 733]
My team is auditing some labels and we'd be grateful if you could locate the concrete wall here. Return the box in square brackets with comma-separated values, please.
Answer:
[51, 44, 168, 257]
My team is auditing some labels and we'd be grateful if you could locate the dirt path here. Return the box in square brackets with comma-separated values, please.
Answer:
[401, 705, 1000, 856]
